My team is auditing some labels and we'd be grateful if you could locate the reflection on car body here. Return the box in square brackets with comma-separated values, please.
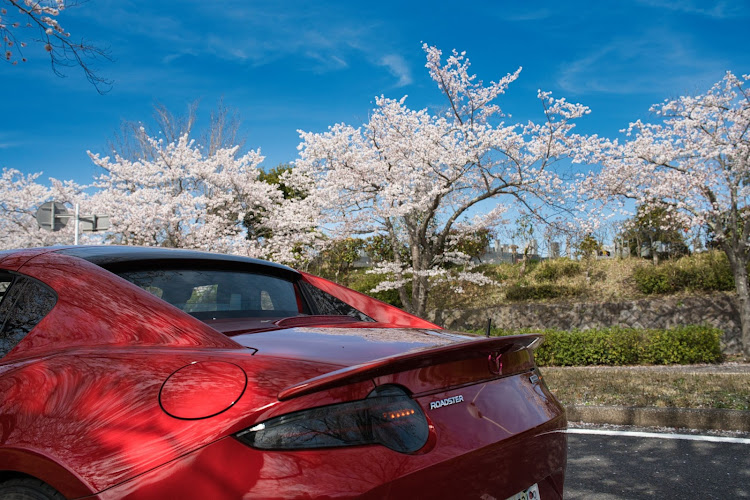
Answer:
[0, 246, 567, 499]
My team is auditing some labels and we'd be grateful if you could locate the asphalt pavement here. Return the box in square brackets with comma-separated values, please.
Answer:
[565, 427, 750, 499]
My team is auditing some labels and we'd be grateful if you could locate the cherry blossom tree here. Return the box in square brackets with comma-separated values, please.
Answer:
[1, 0, 111, 92]
[109, 99, 244, 162]
[620, 204, 689, 263]
[579, 72, 750, 357]
[291, 45, 590, 317]
[88, 132, 320, 264]
[0, 168, 82, 249]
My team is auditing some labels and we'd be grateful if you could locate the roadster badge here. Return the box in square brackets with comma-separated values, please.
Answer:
[429, 395, 464, 410]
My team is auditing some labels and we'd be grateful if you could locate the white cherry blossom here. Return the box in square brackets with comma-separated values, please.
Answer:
[291, 45, 590, 316]
[578, 72, 750, 357]
[87, 131, 319, 264]
[0, 168, 83, 248]
[1, 0, 111, 92]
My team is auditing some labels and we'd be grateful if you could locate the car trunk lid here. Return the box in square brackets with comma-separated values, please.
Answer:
[272, 332, 541, 400]
[222, 324, 475, 367]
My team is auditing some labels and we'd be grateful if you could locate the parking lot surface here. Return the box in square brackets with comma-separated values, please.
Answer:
[565, 428, 750, 499]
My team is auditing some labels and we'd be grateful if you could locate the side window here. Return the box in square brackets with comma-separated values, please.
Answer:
[0, 274, 12, 304]
[0, 273, 57, 359]
[298, 281, 374, 322]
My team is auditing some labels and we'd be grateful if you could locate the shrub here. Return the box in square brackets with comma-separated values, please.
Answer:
[472, 263, 511, 282]
[534, 258, 582, 282]
[641, 326, 723, 364]
[534, 327, 645, 366]
[633, 251, 734, 294]
[470, 325, 723, 366]
[632, 266, 671, 294]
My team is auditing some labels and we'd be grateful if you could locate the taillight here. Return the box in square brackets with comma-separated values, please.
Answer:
[235, 385, 429, 454]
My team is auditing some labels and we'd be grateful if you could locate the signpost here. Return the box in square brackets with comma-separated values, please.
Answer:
[35, 202, 111, 245]
[35, 201, 70, 232]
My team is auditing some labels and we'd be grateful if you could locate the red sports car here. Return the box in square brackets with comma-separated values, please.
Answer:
[0, 246, 566, 499]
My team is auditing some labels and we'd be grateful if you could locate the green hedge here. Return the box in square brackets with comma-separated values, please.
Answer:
[633, 251, 735, 294]
[637, 326, 724, 365]
[470, 325, 723, 366]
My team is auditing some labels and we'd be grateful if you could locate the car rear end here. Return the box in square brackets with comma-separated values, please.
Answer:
[27, 248, 564, 499]
[91, 332, 564, 499]
[374, 339, 566, 499]
[260, 333, 567, 499]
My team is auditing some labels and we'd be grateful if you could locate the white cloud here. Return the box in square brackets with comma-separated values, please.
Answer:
[0, 133, 21, 149]
[378, 54, 413, 87]
[634, 0, 749, 19]
[556, 30, 729, 95]
[75, 0, 415, 87]
[503, 8, 554, 21]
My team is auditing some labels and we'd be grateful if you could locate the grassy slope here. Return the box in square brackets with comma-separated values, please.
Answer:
[315, 251, 737, 311]
[424, 257, 646, 311]
[425, 253, 734, 310]
[542, 365, 750, 410]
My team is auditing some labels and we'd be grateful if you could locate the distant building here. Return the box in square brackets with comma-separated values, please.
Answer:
[478, 240, 541, 264]
[550, 242, 560, 258]
[352, 249, 372, 268]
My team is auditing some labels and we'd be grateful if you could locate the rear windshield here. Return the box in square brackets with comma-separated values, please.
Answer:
[116, 269, 302, 320]
[114, 267, 373, 323]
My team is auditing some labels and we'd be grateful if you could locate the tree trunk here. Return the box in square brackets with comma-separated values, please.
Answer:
[397, 284, 412, 314]
[726, 249, 750, 359]
[733, 264, 750, 360]
[410, 261, 430, 319]
[413, 278, 429, 319]
[649, 238, 659, 265]
[519, 245, 530, 277]
[406, 238, 432, 318]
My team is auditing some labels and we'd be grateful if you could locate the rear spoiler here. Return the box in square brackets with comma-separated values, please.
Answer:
[278, 334, 542, 401]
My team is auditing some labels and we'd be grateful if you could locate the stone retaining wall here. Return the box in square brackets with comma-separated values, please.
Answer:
[427, 292, 742, 354]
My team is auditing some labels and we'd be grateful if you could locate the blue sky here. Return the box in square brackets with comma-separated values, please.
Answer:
[1, 0, 748, 186]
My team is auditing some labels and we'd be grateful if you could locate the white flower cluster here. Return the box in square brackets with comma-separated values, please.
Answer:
[1, 132, 320, 266]
[0, 167, 81, 248]
[290, 45, 590, 313]
[578, 72, 750, 247]
[2, 0, 68, 64]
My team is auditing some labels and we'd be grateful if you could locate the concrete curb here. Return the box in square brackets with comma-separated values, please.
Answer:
[565, 405, 750, 432]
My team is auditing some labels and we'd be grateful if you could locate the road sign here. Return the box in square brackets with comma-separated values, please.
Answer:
[78, 214, 111, 232]
[35, 202, 112, 244]
[35, 202, 70, 232]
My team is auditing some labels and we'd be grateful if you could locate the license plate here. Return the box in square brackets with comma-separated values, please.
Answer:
[505, 483, 540, 500]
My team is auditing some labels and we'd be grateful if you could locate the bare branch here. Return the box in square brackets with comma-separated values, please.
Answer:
[3, 0, 112, 93]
